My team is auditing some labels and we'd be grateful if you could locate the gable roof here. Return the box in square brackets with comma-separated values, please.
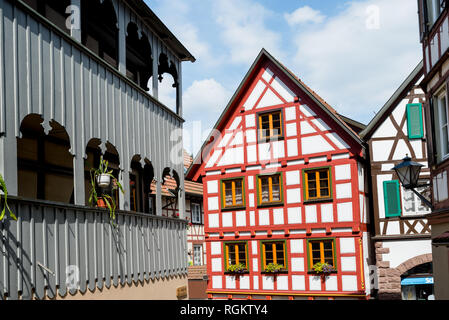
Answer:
[359, 61, 424, 140]
[186, 49, 365, 181]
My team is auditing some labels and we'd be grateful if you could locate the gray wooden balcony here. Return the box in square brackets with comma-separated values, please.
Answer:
[0, 197, 188, 300]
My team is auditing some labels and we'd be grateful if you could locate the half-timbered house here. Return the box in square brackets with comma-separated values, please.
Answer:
[361, 61, 434, 300]
[186, 49, 373, 300]
[417, 0, 449, 299]
[0, 0, 194, 300]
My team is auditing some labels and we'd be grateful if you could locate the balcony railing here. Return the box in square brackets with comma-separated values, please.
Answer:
[0, 197, 187, 300]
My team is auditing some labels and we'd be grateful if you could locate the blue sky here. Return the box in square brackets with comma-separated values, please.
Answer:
[146, 0, 423, 155]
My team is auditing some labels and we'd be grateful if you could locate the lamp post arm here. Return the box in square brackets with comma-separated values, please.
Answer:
[411, 187, 434, 210]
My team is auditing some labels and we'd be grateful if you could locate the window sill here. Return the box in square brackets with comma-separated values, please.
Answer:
[303, 198, 333, 205]
[224, 271, 250, 275]
[221, 206, 246, 212]
[257, 202, 284, 209]
[261, 270, 289, 275]
[307, 271, 338, 275]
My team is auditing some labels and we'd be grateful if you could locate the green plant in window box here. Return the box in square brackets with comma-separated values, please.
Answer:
[312, 262, 335, 275]
[227, 263, 248, 274]
[264, 263, 284, 274]
[88, 156, 124, 226]
[0, 174, 16, 221]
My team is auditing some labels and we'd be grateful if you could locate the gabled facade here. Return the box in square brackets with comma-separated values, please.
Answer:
[417, 0, 449, 299]
[361, 61, 434, 300]
[187, 50, 373, 300]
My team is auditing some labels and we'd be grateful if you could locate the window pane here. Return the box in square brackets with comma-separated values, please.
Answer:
[238, 244, 247, 266]
[260, 177, 270, 202]
[228, 245, 236, 266]
[234, 180, 243, 205]
[319, 170, 328, 180]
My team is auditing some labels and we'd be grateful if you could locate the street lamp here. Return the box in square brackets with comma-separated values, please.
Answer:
[392, 155, 433, 210]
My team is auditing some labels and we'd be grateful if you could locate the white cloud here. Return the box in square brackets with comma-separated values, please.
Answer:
[290, 0, 422, 123]
[213, 0, 283, 65]
[183, 78, 231, 119]
[182, 79, 232, 155]
[285, 6, 326, 26]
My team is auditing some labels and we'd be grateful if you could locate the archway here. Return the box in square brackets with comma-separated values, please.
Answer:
[129, 155, 154, 214]
[81, 0, 118, 68]
[84, 139, 121, 207]
[126, 22, 153, 91]
[17, 115, 74, 203]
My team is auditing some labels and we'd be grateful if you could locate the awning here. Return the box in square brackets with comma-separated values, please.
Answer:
[401, 277, 434, 286]
[432, 231, 449, 246]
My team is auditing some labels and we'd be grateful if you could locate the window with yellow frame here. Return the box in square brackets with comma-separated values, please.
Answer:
[257, 174, 283, 206]
[307, 239, 336, 271]
[224, 242, 248, 271]
[258, 111, 283, 140]
[261, 241, 287, 271]
[221, 178, 245, 209]
[304, 167, 332, 202]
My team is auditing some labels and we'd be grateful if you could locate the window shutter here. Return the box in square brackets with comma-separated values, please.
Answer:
[407, 103, 424, 139]
[383, 180, 402, 217]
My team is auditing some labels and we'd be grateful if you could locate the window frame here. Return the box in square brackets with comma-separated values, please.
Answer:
[260, 240, 288, 273]
[257, 110, 284, 142]
[303, 167, 333, 203]
[191, 202, 202, 224]
[306, 238, 337, 272]
[193, 245, 203, 266]
[256, 173, 284, 207]
[223, 241, 249, 273]
[220, 177, 246, 210]
[436, 89, 449, 162]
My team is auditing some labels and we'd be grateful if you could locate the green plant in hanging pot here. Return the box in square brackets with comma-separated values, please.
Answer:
[0, 174, 16, 221]
[88, 156, 124, 225]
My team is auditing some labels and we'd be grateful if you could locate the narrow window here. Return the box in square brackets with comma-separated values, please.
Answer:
[436, 91, 449, 161]
[221, 178, 245, 209]
[304, 168, 332, 202]
[193, 245, 202, 266]
[191, 203, 202, 224]
[258, 111, 283, 140]
[258, 174, 283, 206]
[262, 241, 286, 271]
[308, 239, 336, 271]
[225, 242, 248, 271]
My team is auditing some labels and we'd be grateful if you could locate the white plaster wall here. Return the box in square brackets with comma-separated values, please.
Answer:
[382, 239, 432, 269]
[376, 174, 394, 219]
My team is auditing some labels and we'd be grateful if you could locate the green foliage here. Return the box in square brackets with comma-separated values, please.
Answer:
[88, 156, 124, 225]
[0, 174, 16, 221]
[312, 262, 335, 274]
[264, 263, 284, 273]
[227, 263, 247, 274]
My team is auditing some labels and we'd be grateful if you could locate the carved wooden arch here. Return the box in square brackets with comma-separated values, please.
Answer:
[158, 53, 178, 88]
[126, 22, 153, 90]
[19, 114, 73, 155]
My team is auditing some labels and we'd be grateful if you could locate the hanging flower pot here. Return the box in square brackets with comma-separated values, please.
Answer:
[96, 173, 111, 188]
[97, 198, 107, 208]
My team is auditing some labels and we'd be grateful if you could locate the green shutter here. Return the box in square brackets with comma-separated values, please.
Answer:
[406, 103, 424, 139]
[383, 180, 402, 217]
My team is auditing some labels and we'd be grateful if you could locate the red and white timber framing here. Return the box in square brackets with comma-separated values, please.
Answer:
[188, 50, 372, 300]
